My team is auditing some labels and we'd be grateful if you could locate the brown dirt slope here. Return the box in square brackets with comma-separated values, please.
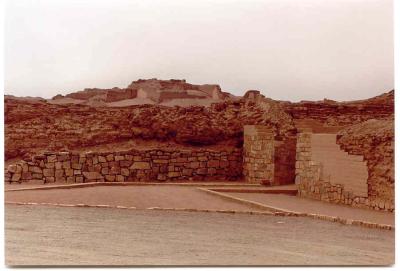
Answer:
[4, 93, 294, 160]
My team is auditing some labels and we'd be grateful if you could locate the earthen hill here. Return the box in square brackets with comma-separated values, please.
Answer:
[4, 79, 394, 211]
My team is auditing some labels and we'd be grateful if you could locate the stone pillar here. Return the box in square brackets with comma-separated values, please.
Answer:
[243, 125, 275, 184]
[295, 129, 323, 198]
[295, 129, 312, 185]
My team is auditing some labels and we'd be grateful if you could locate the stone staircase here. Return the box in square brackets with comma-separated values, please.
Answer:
[310, 133, 368, 197]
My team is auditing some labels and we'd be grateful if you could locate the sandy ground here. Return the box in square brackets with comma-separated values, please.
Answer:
[226, 192, 395, 225]
[5, 205, 394, 266]
[5, 185, 263, 212]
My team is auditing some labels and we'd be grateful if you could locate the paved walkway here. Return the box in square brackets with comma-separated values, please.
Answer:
[4, 183, 394, 226]
[5, 205, 394, 266]
[5, 185, 263, 212]
[226, 192, 394, 225]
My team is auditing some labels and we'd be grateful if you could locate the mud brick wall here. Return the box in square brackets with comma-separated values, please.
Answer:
[337, 119, 394, 213]
[295, 131, 394, 212]
[243, 125, 275, 184]
[4, 148, 242, 184]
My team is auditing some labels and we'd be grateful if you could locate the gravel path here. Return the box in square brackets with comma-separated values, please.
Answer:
[5, 205, 394, 266]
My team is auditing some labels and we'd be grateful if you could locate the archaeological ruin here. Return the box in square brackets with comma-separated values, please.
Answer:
[4, 79, 394, 212]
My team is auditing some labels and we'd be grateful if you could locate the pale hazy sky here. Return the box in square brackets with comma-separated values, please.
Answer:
[5, 0, 394, 101]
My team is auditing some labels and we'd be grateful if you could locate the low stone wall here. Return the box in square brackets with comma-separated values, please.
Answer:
[5, 148, 242, 184]
[295, 131, 394, 212]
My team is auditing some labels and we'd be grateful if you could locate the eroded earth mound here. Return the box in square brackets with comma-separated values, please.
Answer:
[5, 80, 394, 164]
[5, 89, 295, 160]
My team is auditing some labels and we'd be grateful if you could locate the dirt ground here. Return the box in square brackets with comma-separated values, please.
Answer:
[5, 205, 394, 266]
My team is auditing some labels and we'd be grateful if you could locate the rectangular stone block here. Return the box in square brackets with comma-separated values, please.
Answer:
[83, 171, 102, 180]
[120, 160, 132, 167]
[106, 154, 114, 161]
[105, 175, 116, 182]
[130, 162, 151, 169]
[55, 162, 63, 170]
[45, 177, 55, 183]
[121, 168, 130, 177]
[62, 161, 71, 169]
[153, 159, 169, 164]
[182, 168, 193, 176]
[168, 172, 181, 178]
[11, 173, 21, 182]
[75, 176, 84, 183]
[116, 175, 125, 182]
[189, 162, 199, 169]
[55, 176, 66, 182]
[115, 155, 125, 161]
[207, 160, 219, 168]
[98, 156, 107, 163]
[21, 172, 32, 180]
[66, 176, 75, 183]
[65, 168, 74, 177]
[29, 166, 42, 174]
[43, 168, 55, 177]
[47, 155, 57, 163]
[45, 162, 55, 169]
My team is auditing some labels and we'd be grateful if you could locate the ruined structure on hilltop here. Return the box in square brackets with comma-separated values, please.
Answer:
[4, 79, 394, 211]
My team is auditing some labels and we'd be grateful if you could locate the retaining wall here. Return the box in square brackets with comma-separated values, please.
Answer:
[5, 148, 242, 184]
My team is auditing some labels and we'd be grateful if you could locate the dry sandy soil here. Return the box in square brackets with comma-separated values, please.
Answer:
[5, 205, 394, 266]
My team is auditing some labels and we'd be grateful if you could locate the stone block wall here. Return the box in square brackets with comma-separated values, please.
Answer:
[243, 125, 275, 184]
[4, 148, 242, 184]
[295, 131, 394, 212]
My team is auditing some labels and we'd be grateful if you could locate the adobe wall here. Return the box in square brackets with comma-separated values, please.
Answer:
[284, 90, 394, 127]
[337, 119, 394, 211]
[105, 88, 137, 102]
[295, 131, 394, 212]
[5, 148, 242, 184]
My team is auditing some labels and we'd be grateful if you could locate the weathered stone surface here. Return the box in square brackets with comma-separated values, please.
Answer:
[130, 162, 151, 170]
[83, 171, 102, 180]
[121, 168, 130, 177]
[11, 173, 21, 182]
[43, 168, 54, 177]
[47, 155, 57, 163]
[29, 166, 42, 174]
